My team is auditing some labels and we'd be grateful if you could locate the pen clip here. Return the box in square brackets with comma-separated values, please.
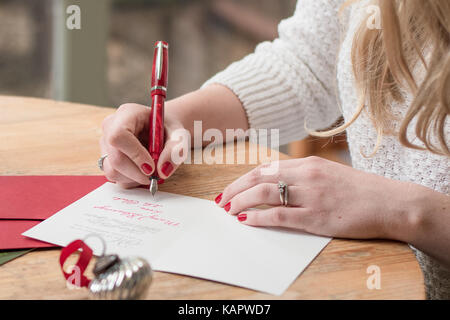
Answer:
[155, 42, 164, 81]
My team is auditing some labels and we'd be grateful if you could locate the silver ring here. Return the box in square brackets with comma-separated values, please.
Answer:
[98, 154, 108, 171]
[278, 181, 289, 207]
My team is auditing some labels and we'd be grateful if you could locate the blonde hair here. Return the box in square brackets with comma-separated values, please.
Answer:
[308, 0, 450, 157]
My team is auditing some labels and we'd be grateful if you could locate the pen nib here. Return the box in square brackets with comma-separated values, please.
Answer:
[149, 178, 158, 197]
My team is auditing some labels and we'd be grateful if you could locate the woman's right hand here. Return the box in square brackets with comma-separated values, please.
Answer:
[100, 85, 248, 189]
[100, 103, 187, 189]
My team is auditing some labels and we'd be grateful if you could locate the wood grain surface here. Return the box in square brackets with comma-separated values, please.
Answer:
[0, 96, 425, 299]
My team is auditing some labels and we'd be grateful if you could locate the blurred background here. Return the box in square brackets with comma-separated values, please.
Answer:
[0, 0, 349, 162]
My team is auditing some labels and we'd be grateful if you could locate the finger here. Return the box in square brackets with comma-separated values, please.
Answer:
[156, 129, 190, 179]
[102, 156, 135, 185]
[218, 165, 299, 208]
[107, 113, 155, 177]
[100, 136, 143, 186]
[102, 135, 150, 185]
[237, 206, 310, 229]
[107, 148, 151, 186]
[226, 183, 303, 215]
[217, 157, 319, 208]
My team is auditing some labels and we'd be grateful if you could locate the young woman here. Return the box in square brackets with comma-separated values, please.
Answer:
[99, 0, 449, 299]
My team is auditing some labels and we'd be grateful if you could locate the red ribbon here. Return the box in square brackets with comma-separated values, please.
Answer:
[59, 239, 93, 288]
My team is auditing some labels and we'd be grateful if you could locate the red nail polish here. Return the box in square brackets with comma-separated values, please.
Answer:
[215, 193, 223, 204]
[161, 162, 174, 176]
[224, 202, 231, 212]
[141, 163, 153, 175]
[158, 179, 165, 185]
[238, 213, 247, 222]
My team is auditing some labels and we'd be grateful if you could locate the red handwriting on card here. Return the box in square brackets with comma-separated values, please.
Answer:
[136, 214, 180, 226]
[139, 207, 163, 214]
[112, 197, 140, 205]
[93, 205, 179, 227]
[142, 202, 163, 208]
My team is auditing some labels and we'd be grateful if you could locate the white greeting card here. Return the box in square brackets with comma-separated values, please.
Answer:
[23, 182, 330, 295]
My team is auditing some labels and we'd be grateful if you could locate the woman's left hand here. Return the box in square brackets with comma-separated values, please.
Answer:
[216, 156, 413, 240]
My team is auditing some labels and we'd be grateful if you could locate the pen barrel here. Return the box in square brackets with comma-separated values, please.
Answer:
[151, 41, 168, 98]
[148, 95, 165, 169]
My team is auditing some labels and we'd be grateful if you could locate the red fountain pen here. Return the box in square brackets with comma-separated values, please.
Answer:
[149, 41, 169, 196]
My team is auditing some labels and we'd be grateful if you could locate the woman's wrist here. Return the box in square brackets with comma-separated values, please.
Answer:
[373, 180, 421, 242]
[395, 183, 450, 266]
[385, 181, 446, 245]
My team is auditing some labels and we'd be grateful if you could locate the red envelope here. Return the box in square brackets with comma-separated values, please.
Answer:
[0, 220, 56, 249]
[0, 175, 107, 250]
[0, 175, 107, 219]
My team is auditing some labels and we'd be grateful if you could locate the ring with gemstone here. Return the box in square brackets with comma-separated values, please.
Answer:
[277, 181, 288, 206]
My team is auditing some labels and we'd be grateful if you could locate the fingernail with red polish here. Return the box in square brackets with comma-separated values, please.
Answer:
[224, 202, 231, 212]
[238, 213, 247, 222]
[161, 162, 174, 177]
[141, 163, 153, 175]
[215, 193, 223, 204]
[158, 179, 165, 185]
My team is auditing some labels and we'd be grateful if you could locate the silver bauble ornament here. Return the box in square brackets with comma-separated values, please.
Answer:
[88, 254, 152, 300]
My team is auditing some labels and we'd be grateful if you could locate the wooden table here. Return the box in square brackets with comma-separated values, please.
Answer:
[0, 96, 425, 299]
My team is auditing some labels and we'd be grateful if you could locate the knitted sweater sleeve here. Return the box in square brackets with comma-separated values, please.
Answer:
[202, 0, 345, 145]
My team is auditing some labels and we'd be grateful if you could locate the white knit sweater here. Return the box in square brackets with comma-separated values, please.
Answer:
[203, 0, 450, 299]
